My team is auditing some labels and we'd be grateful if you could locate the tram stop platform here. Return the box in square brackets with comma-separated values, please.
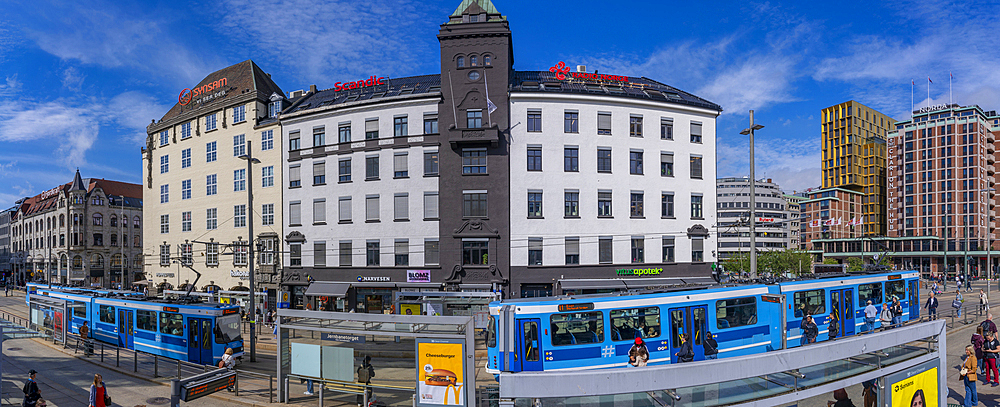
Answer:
[498, 320, 947, 407]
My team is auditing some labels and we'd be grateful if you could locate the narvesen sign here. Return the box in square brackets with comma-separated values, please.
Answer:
[179, 77, 229, 106]
[335, 76, 385, 92]
[615, 268, 663, 276]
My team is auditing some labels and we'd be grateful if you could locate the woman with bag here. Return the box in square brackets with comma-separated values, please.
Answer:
[961, 345, 978, 406]
[89, 373, 110, 407]
[220, 348, 236, 392]
[955, 290, 964, 318]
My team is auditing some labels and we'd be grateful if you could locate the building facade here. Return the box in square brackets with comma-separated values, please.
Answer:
[821, 101, 893, 236]
[9, 171, 143, 287]
[0, 206, 13, 280]
[277, 0, 721, 310]
[799, 187, 864, 261]
[143, 60, 285, 301]
[716, 177, 793, 260]
[783, 192, 805, 250]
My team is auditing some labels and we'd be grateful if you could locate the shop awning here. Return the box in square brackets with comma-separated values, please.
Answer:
[352, 282, 442, 289]
[558, 279, 628, 291]
[305, 282, 351, 297]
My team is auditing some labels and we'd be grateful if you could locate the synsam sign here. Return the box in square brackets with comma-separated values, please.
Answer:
[616, 268, 662, 276]
[179, 77, 228, 106]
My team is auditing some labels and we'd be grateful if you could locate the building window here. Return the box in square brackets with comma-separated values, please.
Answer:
[394, 240, 409, 266]
[598, 191, 613, 217]
[313, 199, 326, 224]
[362, 118, 378, 140]
[423, 192, 439, 219]
[527, 147, 542, 171]
[691, 122, 703, 143]
[630, 116, 643, 137]
[205, 113, 217, 131]
[233, 241, 248, 266]
[631, 237, 644, 263]
[160, 244, 170, 265]
[691, 195, 703, 219]
[160, 185, 169, 204]
[365, 156, 379, 180]
[181, 148, 191, 168]
[424, 151, 439, 176]
[233, 105, 246, 123]
[314, 241, 326, 267]
[289, 131, 300, 151]
[206, 208, 217, 230]
[394, 153, 408, 178]
[338, 197, 351, 223]
[661, 193, 674, 218]
[662, 236, 675, 262]
[313, 126, 325, 147]
[661, 153, 674, 177]
[599, 237, 613, 264]
[424, 115, 438, 134]
[160, 214, 169, 234]
[565, 111, 579, 133]
[463, 192, 488, 217]
[338, 241, 351, 266]
[692, 237, 704, 262]
[457, 56, 465, 68]
[181, 122, 191, 139]
[233, 134, 246, 157]
[425, 240, 440, 266]
[462, 149, 487, 174]
[261, 129, 274, 150]
[206, 242, 219, 266]
[93, 213, 103, 226]
[598, 112, 612, 135]
[528, 192, 543, 218]
[234, 169, 246, 192]
[690, 155, 703, 179]
[159, 130, 169, 146]
[630, 151, 643, 175]
[564, 238, 580, 265]
[661, 118, 674, 140]
[462, 240, 488, 265]
[527, 111, 541, 132]
[528, 238, 543, 265]
[206, 174, 217, 195]
[467, 110, 483, 128]
[206, 141, 217, 163]
[269, 101, 280, 118]
[110, 216, 117, 227]
[564, 147, 579, 172]
[160, 155, 169, 174]
[630, 192, 644, 217]
[338, 159, 351, 182]
[366, 240, 380, 266]
[564, 191, 579, 217]
[289, 243, 302, 266]
[181, 179, 191, 200]
[394, 193, 409, 220]
[262, 203, 274, 226]
[598, 148, 612, 173]
[366, 195, 379, 221]
[262, 166, 274, 188]
[181, 211, 191, 232]
[313, 162, 326, 185]
[134, 216, 141, 228]
[394, 116, 408, 137]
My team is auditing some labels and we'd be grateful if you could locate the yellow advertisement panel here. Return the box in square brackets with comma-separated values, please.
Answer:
[401, 303, 421, 316]
[417, 340, 465, 406]
[891, 367, 937, 407]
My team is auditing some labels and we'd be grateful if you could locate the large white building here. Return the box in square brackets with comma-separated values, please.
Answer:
[716, 177, 794, 260]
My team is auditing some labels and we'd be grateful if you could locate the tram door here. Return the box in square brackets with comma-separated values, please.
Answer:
[187, 317, 213, 365]
[117, 309, 134, 350]
[830, 289, 855, 337]
[668, 306, 708, 363]
[908, 281, 920, 320]
[513, 319, 542, 372]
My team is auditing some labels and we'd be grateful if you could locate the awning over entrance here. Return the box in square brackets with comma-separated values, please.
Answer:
[304, 282, 351, 297]
[558, 279, 627, 291]
[558, 276, 717, 292]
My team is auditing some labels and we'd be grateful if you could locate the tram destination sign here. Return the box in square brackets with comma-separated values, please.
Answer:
[180, 371, 236, 402]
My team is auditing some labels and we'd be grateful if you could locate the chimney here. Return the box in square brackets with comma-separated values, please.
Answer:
[577, 65, 586, 73]
[767, 178, 772, 183]
[309, 84, 318, 94]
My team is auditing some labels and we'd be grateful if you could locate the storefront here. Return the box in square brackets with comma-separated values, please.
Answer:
[558, 275, 718, 296]
[301, 280, 442, 313]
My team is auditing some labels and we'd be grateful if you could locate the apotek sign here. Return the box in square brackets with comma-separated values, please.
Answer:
[178, 77, 229, 106]
[615, 268, 662, 276]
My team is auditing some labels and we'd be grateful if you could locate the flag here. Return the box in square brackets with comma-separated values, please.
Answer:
[825, 219, 834, 226]
[928, 77, 932, 83]
[836, 217, 843, 225]
[950, 72, 954, 79]
[912, 80, 915, 86]
[484, 69, 498, 115]
[811, 219, 820, 228]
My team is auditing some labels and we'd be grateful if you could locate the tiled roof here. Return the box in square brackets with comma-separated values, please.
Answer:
[17, 178, 142, 218]
[156, 60, 284, 126]
[282, 74, 442, 116]
[511, 71, 722, 112]
[450, 0, 503, 18]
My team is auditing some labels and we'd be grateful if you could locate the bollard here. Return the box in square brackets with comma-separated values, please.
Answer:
[235, 371, 240, 396]
[177, 360, 181, 378]
[100, 343, 104, 363]
[318, 384, 324, 407]
[284, 377, 289, 404]
[134, 349, 138, 372]
[116, 346, 119, 367]
[154, 354, 159, 378]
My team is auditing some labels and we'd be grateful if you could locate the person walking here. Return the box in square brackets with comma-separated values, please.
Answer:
[801, 315, 818, 344]
[828, 311, 840, 340]
[961, 345, 978, 407]
[863, 301, 878, 332]
[925, 292, 939, 320]
[983, 330, 999, 387]
[22, 369, 41, 407]
[357, 355, 375, 406]
[891, 296, 903, 327]
[675, 333, 694, 363]
[704, 331, 719, 360]
[981, 289, 989, 313]
[79, 322, 93, 355]
[955, 290, 965, 318]
[973, 327, 986, 377]
[220, 348, 237, 392]
[88, 373, 110, 407]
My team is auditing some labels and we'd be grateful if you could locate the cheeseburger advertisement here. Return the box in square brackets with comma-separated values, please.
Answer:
[416, 339, 466, 406]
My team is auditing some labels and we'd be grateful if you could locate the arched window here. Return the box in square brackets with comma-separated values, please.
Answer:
[46, 218, 51, 229]
[110, 233, 118, 247]
[133, 256, 142, 269]
[457, 56, 465, 68]
[484, 55, 492, 66]
[60, 214, 65, 227]
[471, 56, 478, 67]
[60, 254, 68, 272]
[91, 254, 104, 269]
[134, 216, 141, 228]
[93, 213, 103, 226]
[111, 254, 123, 269]
[134, 235, 140, 247]
[72, 255, 83, 270]
[110, 215, 117, 227]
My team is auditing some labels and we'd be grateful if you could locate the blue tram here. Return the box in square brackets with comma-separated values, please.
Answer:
[27, 284, 242, 366]
[487, 271, 920, 374]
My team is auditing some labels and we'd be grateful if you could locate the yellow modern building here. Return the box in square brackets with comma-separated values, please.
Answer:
[820, 101, 894, 236]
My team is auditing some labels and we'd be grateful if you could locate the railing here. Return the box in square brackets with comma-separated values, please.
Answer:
[942, 298, 991, 329]
[285, 373, 416, 406]
[0, 310, 30, 328]
[234, 369, 275, 403]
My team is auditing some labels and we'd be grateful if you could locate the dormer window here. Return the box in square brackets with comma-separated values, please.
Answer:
[457, 56, 465, 68]
[269, 101, 280, 118]
[469, 15, 479, 22]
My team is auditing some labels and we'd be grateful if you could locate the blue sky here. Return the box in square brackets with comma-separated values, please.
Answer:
[1, 0, 999, 207]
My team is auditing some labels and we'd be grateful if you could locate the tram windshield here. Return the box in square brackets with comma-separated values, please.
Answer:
[215, 315, 242, 343]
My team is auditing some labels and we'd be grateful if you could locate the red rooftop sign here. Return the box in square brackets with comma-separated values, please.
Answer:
[335, 76, 385, 92]
[550, 61, 629, 82]
[178, 77, 229, 106]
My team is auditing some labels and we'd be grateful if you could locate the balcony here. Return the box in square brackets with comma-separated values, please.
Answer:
[446, 124, 500, 148]
[989, 132, 996, 143]
[989, 143, 996, 153]
[989, 154, 996, 164]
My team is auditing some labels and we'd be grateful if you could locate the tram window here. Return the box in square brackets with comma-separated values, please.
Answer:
[549, 311, 604, 346]
[523, 321, 539, 362]
[715, 297, 756, 329]
[611, 307, 660, 341]
[793, 290, 826, 318]
[73, 301, 86, 318]
[886, 281, 905, 303]
[670, 309, 685, 344]
[692, 307, 706, 345]
[136, 310, 156, 331]
[99, 305, 115, 324]
[215, 314, 243, 344]
[859, 283, 883, 305]
[160, 312, 184, 336]
[487, 315, 497, 348]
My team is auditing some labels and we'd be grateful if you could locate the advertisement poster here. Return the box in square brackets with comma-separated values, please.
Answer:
[890, 366, 938, 407]
[407, 270, 431, 283]
[416, 339, 465, 406]
[400, 303, 422, 316]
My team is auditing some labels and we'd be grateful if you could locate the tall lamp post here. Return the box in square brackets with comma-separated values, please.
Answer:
[238, 141, 260, 363]
[740, 111, 764, 279]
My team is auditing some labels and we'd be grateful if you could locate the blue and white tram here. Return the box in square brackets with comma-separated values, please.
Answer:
[486, 284, 783, 373]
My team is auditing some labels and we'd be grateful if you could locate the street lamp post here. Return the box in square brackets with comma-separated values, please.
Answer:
[983, 188, 995, 296]
[740, 111, 764, 279]
[238, 140, 260, 363]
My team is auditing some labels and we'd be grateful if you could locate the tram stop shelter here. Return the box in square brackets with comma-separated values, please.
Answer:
[27, 293, 69, 344]
[276, 308, 490, 406]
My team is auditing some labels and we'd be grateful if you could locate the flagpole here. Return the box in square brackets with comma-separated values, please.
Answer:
[483, 68, 492, 126]
[949, 72, 953, 107]
[910, 80, 914, 119]
[927, 77, 930, 109]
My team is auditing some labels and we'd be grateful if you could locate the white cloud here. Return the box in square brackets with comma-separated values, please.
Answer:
[717, 135, 820, 193]
[61, 67, 85, 91]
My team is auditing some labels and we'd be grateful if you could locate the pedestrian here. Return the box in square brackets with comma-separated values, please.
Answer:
[891, 296, 903, 327]
[828, 311, 840, 340]
[983, 331, 999, 386]
[675, 333, 694, 363]
[629, 337, 651, 366]
[955, 290, 964, 318]
[88, 373, 110, 407]
[863, 300, 878, 332]
[879, 302, 893, 330]
[861, 379, 878, 407]
[704, 331, 719, 360]
[801, 315, 818, 345]
[973, 326, 986, 376]
[79, 321, 92, 355]
[22, 369, 41, 407]
[827, 388, 856, 407]
[933, 281, 939, 295]
[925, 292, 939, 320]
[357, 355, 375, 406]
[220, 348, 237, 392]
[982, 314, 998, 336]
[981, 289, 989, 313]
[961, 345, 978, 407]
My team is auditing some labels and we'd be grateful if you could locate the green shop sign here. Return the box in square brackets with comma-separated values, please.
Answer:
[616, 268, 663, 276]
